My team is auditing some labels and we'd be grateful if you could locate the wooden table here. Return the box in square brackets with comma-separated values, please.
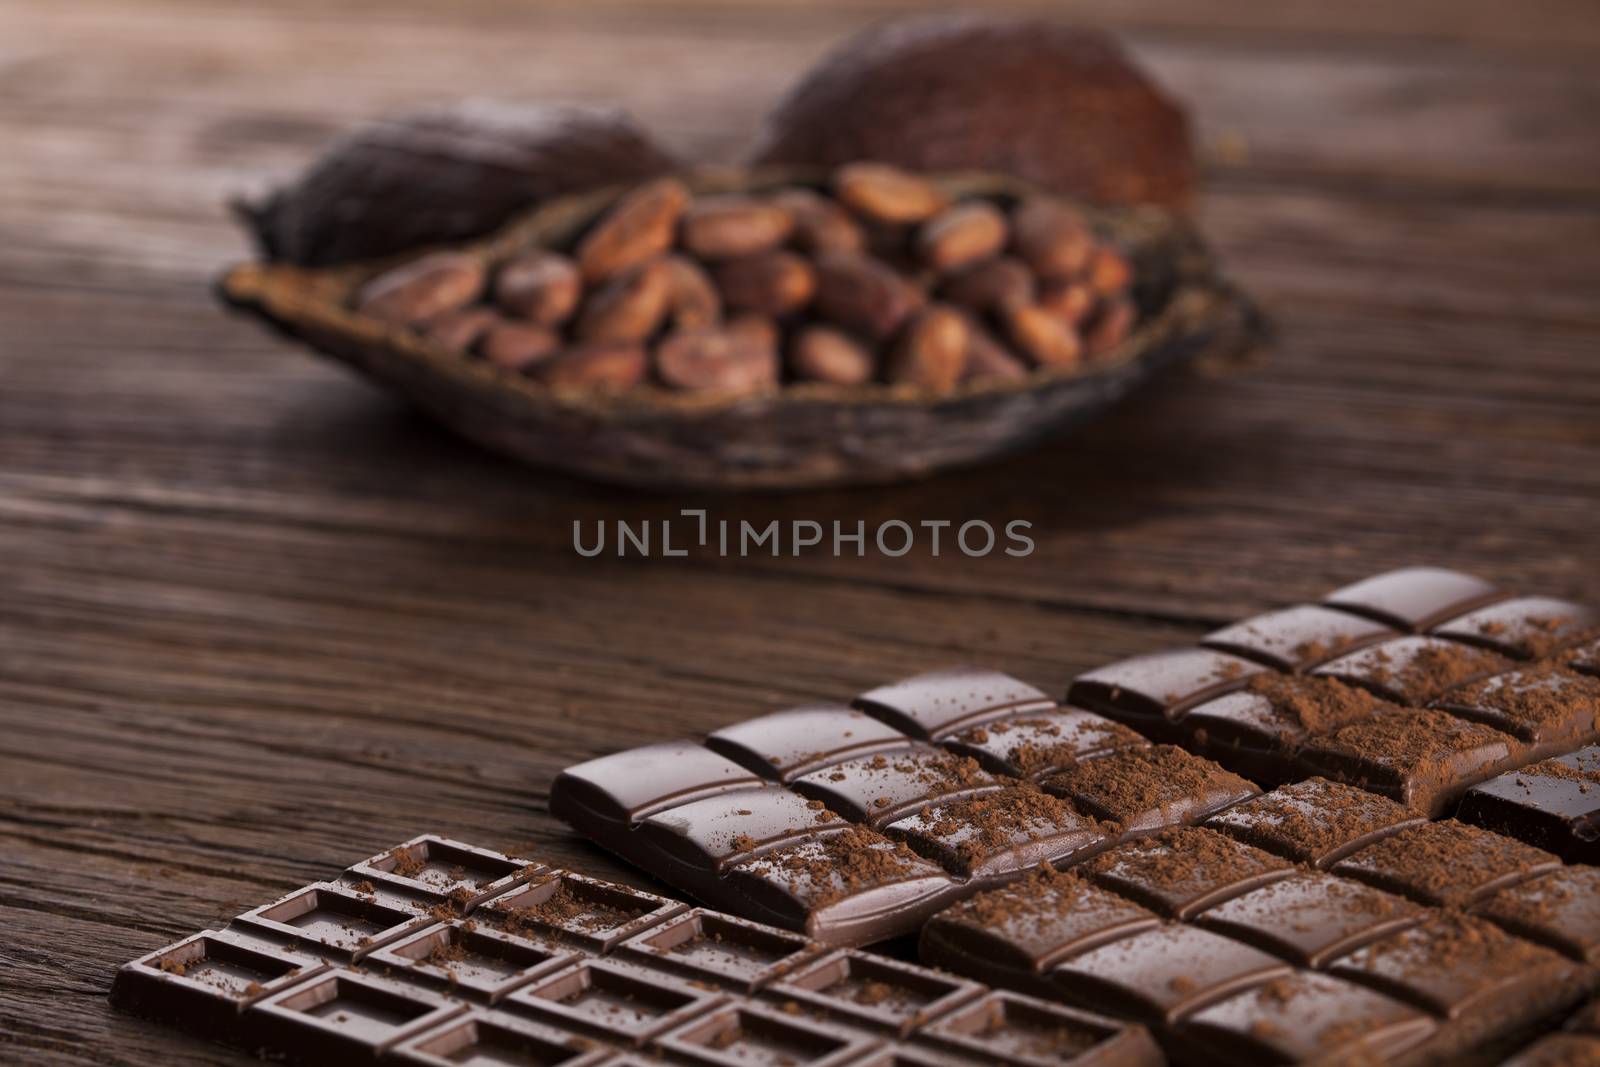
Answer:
[2, 1, 1597, 1061]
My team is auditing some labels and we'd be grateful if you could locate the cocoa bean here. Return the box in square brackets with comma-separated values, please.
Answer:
[789, 325, 876, 385]
[812, 251, 925, 339]
[714, 251, 816, 316]
[887, 304, 968, 392]
[680, 195, 794, 259]
[938, 257, 1034, 314]
[1087, 245, 1134, 295]
[493, 250, 581, 326]
[1002, 302, 1083, 368]
[1085, 297, 1137, 355]
[918, 202, 1007, 272]
[480, 320, 561, 371]
[962, 322, 1031, 384]
[422, 306, 500, 353]
[833, 162, 946, 224]
[575, 177, 689, 282]
[356, 252, 484, 325]
[772, 187, 865, 254]
[663, 255, 722, 331]
[529, 341, 649, 389]
[575, 258, 673, 343]
[1011, 199, 1093, 279]
[1037, 279, 1096, 326]
[655, 316, 780, 394]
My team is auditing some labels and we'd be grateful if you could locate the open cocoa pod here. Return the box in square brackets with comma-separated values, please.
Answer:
[218, 169, 1263, 490]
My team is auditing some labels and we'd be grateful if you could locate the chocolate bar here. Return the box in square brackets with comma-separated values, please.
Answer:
[1456, 743, 1600, 863]
[1500, 997, 1600, 1066]
[551, 667, 1257, 944]
[110, 834, 1161, 1067]
[920, 777, 1600, 1065]
[1070, 567, 1600, 819]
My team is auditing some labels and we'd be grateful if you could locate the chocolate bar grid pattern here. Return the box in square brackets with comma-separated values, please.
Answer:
[552, 669, 1264, 945]
[109, 835, 1161, 1067]
[919, 775, 1600, 1065]
[1070, 567, 1600, 825]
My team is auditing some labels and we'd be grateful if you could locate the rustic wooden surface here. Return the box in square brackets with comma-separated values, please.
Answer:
[2, 1, 1598, 1062]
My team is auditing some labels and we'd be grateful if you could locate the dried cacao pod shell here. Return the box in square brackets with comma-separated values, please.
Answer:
[219, 169, 1264, 490]
[239, 101, 679, 267]
[750, 16, 1194, 209]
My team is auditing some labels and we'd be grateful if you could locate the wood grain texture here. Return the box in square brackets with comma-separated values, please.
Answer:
[2, 0, 1598, 1063]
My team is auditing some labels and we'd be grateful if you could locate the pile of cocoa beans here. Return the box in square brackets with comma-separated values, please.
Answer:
[352, 163, 1137, 395]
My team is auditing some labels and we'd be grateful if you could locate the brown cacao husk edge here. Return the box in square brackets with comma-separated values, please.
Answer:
[217, 169, 1265, 490]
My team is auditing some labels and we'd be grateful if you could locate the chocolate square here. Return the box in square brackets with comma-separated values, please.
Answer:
[1203, 604, 1397, 672]
[853, 667, 1054, 740]
[550, 741, 764, 827]
[1312, 635, 1510, 705]
[108, 929, 328, 1032]
[231, 881, 434, 962]
[247, 969, 464, 1062]
[919, 991, 1155, 1067]
[1041, 745, 1259, 835]
[769, 950, 984, 1036]
[1323, 567, 1503, 631]
[1474, 867, 1600, 964]
[1066, 648, 1265, 730]
[940, 709, 1146, 780]
[706, 705, 917, 782]
[1203, 777, 1425, 868]
[346, 834, 543, 908]
[1048, 924, 1292, 1025]
[365, 919, 577, 1003]
[1331, 820, 1560, 907]
[1431, 595, 1599, 659]
[1434, 666, 1600, 747]
[1456, 747, 1600, 864]
[1195, 872, 1423, 967]
[1178, 972, 1435, 1065]
[654, 1001, 878, 1066]
[477, 872, 684, 953]
[884, 786, 1109, 880]
[504, 957, 724, 1046]
[639, 786, 846, 875]
[616, 907, 821, 993]
[1079, 827, 1292, 920]
[387, 1009, 609, 1067]
[791, 748, 1001, 828]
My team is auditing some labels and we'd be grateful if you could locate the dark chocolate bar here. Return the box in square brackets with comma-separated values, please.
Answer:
[552, 666, 1255, 944]
[110, 835, 1160, 1067]
[921, 778, 1600, 1065]
[1456, 744, 1600, 863]
[1071, 567, 1600, 821]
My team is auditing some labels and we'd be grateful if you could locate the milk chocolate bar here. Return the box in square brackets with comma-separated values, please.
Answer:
[1071, 567, 1600, 818]
[110, 835, 1160, 1067]
[921, 777, 1600, 1065]
[551, 667, 1258, 944]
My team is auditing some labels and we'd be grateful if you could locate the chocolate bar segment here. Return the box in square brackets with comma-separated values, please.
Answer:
[1473, 866, 1600, 964]
[1177, 971, 1436, 1066]
[882, 787, 1109, 879]
[1433, 666, 1600, 749]
[769, 950, 985, 1037]
[616, 907, 821, 992]
[707, 705, 916, 782]
[1327, 913, 1583, 1021]
[504, 957, 726, 1046]
[1202, 603, 1398, 673]
[364, 919, 578, 1004]
[552, 741, 764, 826]
[346, 834, 543, 907]
[1294, 706, 1522, 816]
[790, 748, 1001, 828]
[852, 667, 1054, 740]
[1323, 566, 1503, 631]
[388, 1010, 610, 1067]
[1331, 818, 1559, 907]
[1311, 635, 1510, 706]
[1457, 745, 1600, 863]
[1041, 744, 1258, 834]
[918, 991, 1164, 1067]
[1430, 595, 1599, 659]
[941, 709, 1147, 779]
[230, 880, 436, 962]
[1194, 871, 1423, 967]
[108, 930, 329, 1035]
[1078, 826, 1292, 920]
[247, 969, 465, 1062]
[653, 1001, 880, 1066]
[1203, 777, 1425, 868]
[477, 871, 686, 953]
[918, 869, 1160, 988]
[1049, 923, 1293, 1025]
[1066, 648, 1265, 731]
